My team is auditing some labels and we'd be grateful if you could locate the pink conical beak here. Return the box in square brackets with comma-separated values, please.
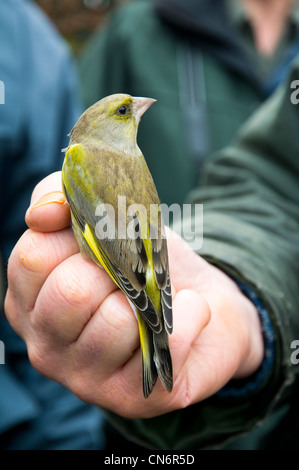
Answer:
[132, 96, 156, 121]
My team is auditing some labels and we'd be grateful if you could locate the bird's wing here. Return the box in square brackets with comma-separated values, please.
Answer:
[62, 143, 164, 333]
[153, 242, 173, 335]
[144, 222, 173, 335]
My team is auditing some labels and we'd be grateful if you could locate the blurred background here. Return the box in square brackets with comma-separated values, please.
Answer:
[35, 0, 126, 54]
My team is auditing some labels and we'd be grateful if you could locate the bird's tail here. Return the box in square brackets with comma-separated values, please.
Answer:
[153, 329, 173, 394]
[137, 312, 173, 398]
[137, 312, 158, 398]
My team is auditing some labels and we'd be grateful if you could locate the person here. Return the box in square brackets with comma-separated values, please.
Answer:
[4, 54, 299, 449]
[79, 0, 299, 206]
[78, 0, 299, 447]
[0, 0, 105, 449]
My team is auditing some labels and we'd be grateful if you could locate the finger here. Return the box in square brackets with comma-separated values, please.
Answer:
[7, 227, 79, 313]
[170, 289, 211, 375]
[71, 295, 145, 415]
[71, 289, 140, 373]
[32, 253, 119, 345]
[25, 171, 71, 232]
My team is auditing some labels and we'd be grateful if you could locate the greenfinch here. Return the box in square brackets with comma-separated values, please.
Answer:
[62, 94, 173, 398]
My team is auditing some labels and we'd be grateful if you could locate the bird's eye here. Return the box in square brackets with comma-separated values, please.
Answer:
[117, 105, 128, 115]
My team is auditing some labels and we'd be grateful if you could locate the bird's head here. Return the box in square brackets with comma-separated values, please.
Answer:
[70, 94, 156, 156]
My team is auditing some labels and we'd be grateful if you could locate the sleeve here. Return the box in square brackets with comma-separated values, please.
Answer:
[102, 58, 299, 449]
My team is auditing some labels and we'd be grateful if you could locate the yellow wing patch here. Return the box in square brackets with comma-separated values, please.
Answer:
[83, 223, 121, 289]
[142, 227, 161, 314]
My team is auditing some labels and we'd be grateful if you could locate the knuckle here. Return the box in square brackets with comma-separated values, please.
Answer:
[53, 265, 93, 309]
[68, 375, 90, 403]
[168, 372, 195, 411]
[27, 340, 66, 384]
[16, 231, 49, 275]
[100, 290, 134, 332]
[6, 243, 24, 290]
[4, 291, 23, 336]
[27, 342, 51, 376]
[12, 230, 66, 279]
[67, 370, 100, 405]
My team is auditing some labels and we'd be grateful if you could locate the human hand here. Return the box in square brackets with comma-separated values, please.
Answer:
[5, 172, 263, 418]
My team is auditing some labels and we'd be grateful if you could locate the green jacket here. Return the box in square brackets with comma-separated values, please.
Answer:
[103, 56, 299, 451]
[79, 0, 270, 206]
[79, 0, 299, 449]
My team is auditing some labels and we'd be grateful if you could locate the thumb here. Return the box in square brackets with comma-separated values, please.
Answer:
[25, 171, 71, 232]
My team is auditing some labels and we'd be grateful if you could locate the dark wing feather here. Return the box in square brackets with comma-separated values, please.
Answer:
[151, 222, 173, 335]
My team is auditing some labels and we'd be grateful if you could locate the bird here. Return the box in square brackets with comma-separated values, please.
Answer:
[61, 93, 173, 398]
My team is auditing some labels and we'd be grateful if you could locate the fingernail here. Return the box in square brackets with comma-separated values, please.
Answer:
[27, 191, 66, 216]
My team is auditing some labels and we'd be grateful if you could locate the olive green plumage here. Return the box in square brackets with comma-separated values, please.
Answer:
[62, 94, 173, 398]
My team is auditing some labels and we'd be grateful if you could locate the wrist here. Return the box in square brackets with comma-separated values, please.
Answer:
[218, 280, 276, 399]
[233, 289, 264, 379]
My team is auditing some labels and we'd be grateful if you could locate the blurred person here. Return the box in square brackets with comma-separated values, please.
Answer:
[79, 0, 299, 205]
[0, 0, 105, 449]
